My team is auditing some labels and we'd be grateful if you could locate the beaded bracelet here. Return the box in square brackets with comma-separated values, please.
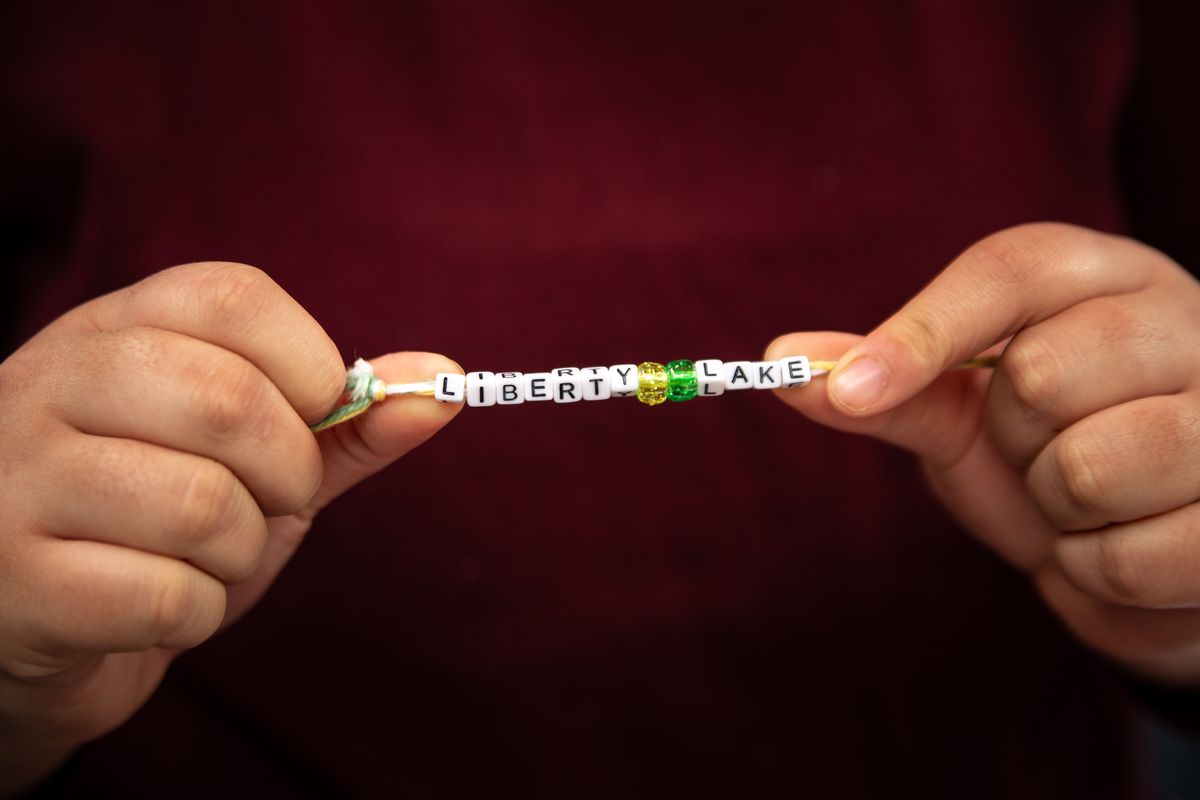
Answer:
[311, 355, 1001, 432]
[316, 356, 829, 432]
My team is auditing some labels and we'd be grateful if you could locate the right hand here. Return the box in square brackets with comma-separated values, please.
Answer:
[0, 263, 462, 793]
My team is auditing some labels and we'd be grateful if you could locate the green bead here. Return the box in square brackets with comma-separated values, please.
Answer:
[666, 359, 697, 402]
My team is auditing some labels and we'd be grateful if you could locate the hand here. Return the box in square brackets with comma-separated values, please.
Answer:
[0, 263, 461, 793]
[767, 223, 1200, 686]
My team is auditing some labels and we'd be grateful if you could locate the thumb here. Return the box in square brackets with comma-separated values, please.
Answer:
[777, 225, 1153, 465]
[765, 332, 988, 468]
[820, 224, 1150, 421]
[309, 351, 464, 509]
[766, 331, 1057, 570]
[223, 352, 461, 625]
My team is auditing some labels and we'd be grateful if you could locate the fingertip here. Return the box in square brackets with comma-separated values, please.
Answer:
[354, 351, 464, 453]
[764, 332, 804, 363]
[305, 352, 464, 509]
[828, 353, 890, 416]
[370, 350, 461, 377]
[308, 337, 351, 425]
[763, 331, 864, 406]
[827, 329, 922, 416]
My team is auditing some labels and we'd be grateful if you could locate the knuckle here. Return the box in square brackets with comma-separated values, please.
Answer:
[1091, 533, 1150, 606]
[969, 228, 1045, 288]
[1130, 402, 1197, 480]
[1000, 336, 1063, 421]
[1156, 403, 1198, 451]
[893, 308, 955, 374]
[1092, 299, 1144, 348]
[314, 349, 349, 417]
[182, 262, 277, 331]
[143, 567, 224, 648]
[272, 449, 324, 514]
[219, 514, 269, 585]
[176, 461, 240, 546]
[194, 362, 272, 439]
[1052, 432, 1114, 521]
[143, 568, 194, 642]
[967, 223, 1106, 290]
[208, 263, 273, 318]
[107, 325, 168, 373]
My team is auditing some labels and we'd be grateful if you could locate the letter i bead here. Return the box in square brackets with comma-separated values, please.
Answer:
[466, 371, 497, 407]
[637, 361, 668, 406]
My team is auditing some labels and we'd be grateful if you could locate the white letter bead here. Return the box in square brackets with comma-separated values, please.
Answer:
[434, 372, 466, 404]
[695, 359, 725, 397]
[496, 372, 524, 405]
[752, 360, 783, 389]
[780, 356, 812, 387]
[724, 360, 754, 390]
[465, 371, 497, 407]
[551, 367, 584, 403]
[581, 366, 611, 400]
[609, 364, 638, 397]
[524, 372, 553, 401]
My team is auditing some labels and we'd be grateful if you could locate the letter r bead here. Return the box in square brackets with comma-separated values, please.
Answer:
[551, 367, 584, 403]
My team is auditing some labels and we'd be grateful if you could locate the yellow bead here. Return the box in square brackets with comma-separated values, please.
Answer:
[637, 361, 668, 405]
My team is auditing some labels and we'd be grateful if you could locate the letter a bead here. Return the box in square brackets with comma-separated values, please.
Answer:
[637, 361, 668, 406]
[724, 361, 754, 390]
[666, 360, 697, 402]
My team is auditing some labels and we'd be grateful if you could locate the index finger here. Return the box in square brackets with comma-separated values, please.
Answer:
[77, 262, 346, 424]
[827, 223, 1162, 416]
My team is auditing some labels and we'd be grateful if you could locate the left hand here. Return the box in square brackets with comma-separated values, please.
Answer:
[767, 222, 1200, 686]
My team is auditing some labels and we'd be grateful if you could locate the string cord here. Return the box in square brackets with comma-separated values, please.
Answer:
[309, 355, 1000, 433]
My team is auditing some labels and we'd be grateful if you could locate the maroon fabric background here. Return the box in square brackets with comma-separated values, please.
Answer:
[3, 1, 1197, 796]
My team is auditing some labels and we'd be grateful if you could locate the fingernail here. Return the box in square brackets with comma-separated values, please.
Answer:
[831, 357, 887, 411]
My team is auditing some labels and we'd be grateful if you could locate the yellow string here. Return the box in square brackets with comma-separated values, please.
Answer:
[811, 355, 998, 375]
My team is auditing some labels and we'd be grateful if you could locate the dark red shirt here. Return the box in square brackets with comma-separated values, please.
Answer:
[3, 2, 1198, 796]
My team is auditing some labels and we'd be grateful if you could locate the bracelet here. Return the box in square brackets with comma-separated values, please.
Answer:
[310, 355, 998, 433]
[311, 357, 826, 432]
